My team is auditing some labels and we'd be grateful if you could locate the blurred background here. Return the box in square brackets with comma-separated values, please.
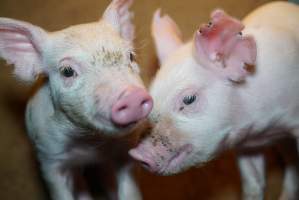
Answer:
[0, 0, 290, 199]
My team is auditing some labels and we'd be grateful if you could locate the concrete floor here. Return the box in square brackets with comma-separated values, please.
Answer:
[0, 0, 288, 199]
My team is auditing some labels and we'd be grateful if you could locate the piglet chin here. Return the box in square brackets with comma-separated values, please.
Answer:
[129, 144, 193, 175]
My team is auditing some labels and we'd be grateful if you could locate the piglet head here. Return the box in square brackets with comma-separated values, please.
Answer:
[130, 9, 257, 174]
[0, 0, 152, 135]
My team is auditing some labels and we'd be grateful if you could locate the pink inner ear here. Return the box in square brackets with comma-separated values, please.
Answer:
[0, 29, 38, 53]
[227, 36, 257, 66]
[103, 0, 134, 42]
[195, 9, 257, 81]
[198, 9, 245, 61]
[0, 24, 44, 81]
[152, 9, 183, 63]
[224, 36, 257, 81]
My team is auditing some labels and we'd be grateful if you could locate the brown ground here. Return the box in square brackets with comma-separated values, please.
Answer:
[0, 0, 288, 199]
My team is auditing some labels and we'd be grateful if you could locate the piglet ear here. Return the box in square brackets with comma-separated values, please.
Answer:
[103, 0, 135, 42]
[194, 10, 257, 82]
[152, 9, 183, 64]
[0, 18, 48, 82]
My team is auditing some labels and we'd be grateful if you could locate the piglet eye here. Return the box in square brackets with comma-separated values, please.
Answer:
[129, 52, 135, 62]
[183, 95, 197, 105]
[60, 66, 76, 78]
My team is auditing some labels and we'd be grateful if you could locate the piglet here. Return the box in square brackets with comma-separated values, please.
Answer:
[130, 2, 299, 200]
[0, 0, 153, 199]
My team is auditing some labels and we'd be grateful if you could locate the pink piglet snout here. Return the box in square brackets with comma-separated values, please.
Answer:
[111, 86, 153, 126]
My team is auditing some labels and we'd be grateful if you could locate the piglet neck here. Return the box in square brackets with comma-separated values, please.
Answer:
[226, 85, 286, 149]
[221, 86, 257, 149]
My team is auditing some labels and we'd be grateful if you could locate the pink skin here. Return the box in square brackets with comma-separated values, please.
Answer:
[129, 141, 193, 174]
[131, 2, 299, 200]
[0, 0, 148, 199]
[111, 86, 153, 126]
[130, 9, 257, 174]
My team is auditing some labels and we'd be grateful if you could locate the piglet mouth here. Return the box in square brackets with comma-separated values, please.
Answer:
[114, 120, 138, 129]
[94, 111, 137, 130]
[159, 144, 193, 174]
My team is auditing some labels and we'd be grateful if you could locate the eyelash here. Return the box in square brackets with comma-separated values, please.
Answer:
[183, 95, 197, 105]
[130, 52, 135, 62]
[60, 66, 77, 78]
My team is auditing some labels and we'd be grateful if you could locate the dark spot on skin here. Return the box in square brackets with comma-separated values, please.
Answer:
[102, 50, 123, 66]
[153, 138, 158, 147]
[179, 106, 184, 111]
[158, 135, 171, 146]
[150, 134, 172, 148]
[151, 114, 161, 124]
[244, 63, 255, 73]
[90, 47, 123, 67]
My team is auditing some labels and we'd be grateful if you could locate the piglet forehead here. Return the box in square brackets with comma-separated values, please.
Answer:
[49, 21, 132, 66]
[59, 22, 127, 47]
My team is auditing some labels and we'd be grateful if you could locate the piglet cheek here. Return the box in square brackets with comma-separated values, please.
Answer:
[61, 77, 76, 87]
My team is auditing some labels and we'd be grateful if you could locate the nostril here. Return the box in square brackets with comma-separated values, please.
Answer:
[140, 161, 151, 170]
[117, 105, 128, 112]
[141, 98, 150, 106]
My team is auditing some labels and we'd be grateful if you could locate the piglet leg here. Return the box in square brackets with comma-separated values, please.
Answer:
[276, 139, 299, 200]
[237, 153, 265, 200]
[116, 165, 141, 200]
[41, 162, 75, 200]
